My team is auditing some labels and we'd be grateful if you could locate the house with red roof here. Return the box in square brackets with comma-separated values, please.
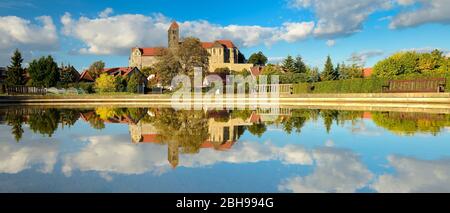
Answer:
[362, 68, 373, 78]
[79, 67, 148, 93]
[129, 21, 254, 73]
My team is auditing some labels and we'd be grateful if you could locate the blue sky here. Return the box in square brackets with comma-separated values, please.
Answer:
[0, 0, 449, 71]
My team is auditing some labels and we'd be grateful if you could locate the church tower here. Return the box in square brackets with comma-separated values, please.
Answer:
[168, 21, 180, 49]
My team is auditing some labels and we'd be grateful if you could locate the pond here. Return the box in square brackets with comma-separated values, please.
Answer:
[1, 106, 450, 193]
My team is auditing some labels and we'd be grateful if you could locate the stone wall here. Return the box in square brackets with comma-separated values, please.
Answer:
[209, 63, 253, 72]
[129, 55, 160, 69]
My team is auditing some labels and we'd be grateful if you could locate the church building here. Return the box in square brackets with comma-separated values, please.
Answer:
[129, 21, 253, 72]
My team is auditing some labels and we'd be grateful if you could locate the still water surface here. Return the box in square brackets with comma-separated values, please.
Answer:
[1, 106, 450, 192]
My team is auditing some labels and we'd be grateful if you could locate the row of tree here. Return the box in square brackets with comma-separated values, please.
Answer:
[373, 50, 449, 77]
[5, 49, 79, 88]
[246, 49, 450, 84]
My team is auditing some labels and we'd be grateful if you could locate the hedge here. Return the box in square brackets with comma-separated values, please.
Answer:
[293, 78, 387, 94]
[293, 74, 450, 94]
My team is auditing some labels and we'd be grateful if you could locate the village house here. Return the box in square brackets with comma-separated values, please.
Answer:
[129, 21, 254, 72]
[79, 67, 148, 93]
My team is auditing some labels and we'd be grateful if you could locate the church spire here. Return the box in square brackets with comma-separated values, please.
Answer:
[168, 21, 180, 49]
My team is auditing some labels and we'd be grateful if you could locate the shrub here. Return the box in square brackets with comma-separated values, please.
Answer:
[293, 78, 388, 94]
[94, 74, 118, 93]
[77, 82, 95, 93]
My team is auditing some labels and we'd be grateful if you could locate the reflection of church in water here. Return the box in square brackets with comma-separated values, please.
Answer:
[128, 113, 254, 168]
[79, 108, 291, 168]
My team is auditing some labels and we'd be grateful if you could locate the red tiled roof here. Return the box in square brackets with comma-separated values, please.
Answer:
[249, 112, 262, 123]
[362, 68, 373, 78]
[250, 66, 263, 77]
[133, 47, 165, 56]
[79, 70, 94, 82]
[201, 40, 236, 49]
[362, 112, 372, 119]
[201, 140, 236, 151]
[79, 112, 95, 122]
[169, 21, 179, 29]
[79, 67, 140, 81]
[217, 40, 236, 48]
[201, 42, 214, 49]
[200, 141, 215, 149]
[141, 134, 161, 143]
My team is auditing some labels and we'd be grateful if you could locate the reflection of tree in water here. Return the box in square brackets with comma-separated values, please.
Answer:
[247, 123, 267, 137]
[2, 108, 83, 141]
[372, 112, 450, 135]
[321, 110, 339, 133]
[320, 110, 364, 133]
[28, 109, 63, 137]
[151, 108, 209, 154]
[280, 110, 313, 134]
[87, 113, 105, 130]
[60, 109, 81, 127]
[5, 111, 24, 142]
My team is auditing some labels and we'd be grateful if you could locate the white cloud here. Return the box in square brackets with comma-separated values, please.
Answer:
[277, 22, 315, 42]
[326, 39, 336, 47]
[278, 147, 373, 193]
[0, 15, 58, 65]
[267, 57, 285, 64]
[0, 128, 59, 174]
[62, 135, 171, 176]
[289, 0, 392, 38]
[348, 50, 384, 65]
[62, 135, 316, 179]
[61, 11, 315, 55]
[390, 0, 450, 28]
[0, 16, 58, 50]
[98, 7, 114, 18]
[396, 0, 416, 6]
[372, 156, 450, 193]
[60, 12, 169, 55]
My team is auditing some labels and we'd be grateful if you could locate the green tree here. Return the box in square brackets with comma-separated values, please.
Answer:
[127, 73, 140, 93]
[88, 61, 105, 79]
[6, 49, 25, 86]
[294, 55, 307, 74]
[177, 37, 209, 76]
[339, 63, 363, 79]
[94, 73, 118, 93]
[60, 65, 79, 86]
[321, 56, 338, 81]
[248, 51, 268, 66]
[373, 52, 421, 77]
[140, 67, 154, 78]
[306, 66, 321, 82]
[27, 55, 59, 87]
[282, 55, 296, 73]
[153, 50, 182, 86]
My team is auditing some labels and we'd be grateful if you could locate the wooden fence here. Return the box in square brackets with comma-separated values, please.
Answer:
[6, 86, 46, 95]
[257, 84, 293, 94]
[382, 78, 446, 93]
